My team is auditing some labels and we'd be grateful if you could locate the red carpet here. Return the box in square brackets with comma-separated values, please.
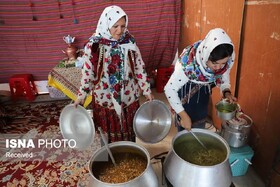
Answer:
[0, 100, 100, 187]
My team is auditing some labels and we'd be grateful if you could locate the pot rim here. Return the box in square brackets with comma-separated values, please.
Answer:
[225, 121, 252, 130]
[88, 141, 151, 185]
[215, 99, 238, 108]
[225, 113, 253, 130]
[171, 129, 230, 167]
[215, 100, 238, 120]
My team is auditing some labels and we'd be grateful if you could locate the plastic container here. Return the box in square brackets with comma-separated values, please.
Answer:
[9, 74, 38, 101]
[229, 145, 254, 176]
[156, 66, 174, 93]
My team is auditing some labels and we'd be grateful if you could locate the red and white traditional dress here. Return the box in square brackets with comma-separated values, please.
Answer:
[77, 6, 151, 142]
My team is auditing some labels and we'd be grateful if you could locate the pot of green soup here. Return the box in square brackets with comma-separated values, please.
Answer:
[163, 129, 232, 187]
[215, 99, 237, 121]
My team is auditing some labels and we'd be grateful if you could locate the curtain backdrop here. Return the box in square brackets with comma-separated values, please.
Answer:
[0, 0, 181, 83]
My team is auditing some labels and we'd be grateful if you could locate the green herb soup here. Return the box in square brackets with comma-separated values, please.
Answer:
[174, 133, 227, 166]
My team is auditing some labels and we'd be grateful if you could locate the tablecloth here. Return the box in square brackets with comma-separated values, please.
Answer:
[48, 66, 92, 107]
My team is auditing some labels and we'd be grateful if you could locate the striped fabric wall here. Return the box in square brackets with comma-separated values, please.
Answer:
[0, 0, 181, 83]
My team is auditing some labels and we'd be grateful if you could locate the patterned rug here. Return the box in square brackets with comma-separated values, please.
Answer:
[0, 100, 101, 187]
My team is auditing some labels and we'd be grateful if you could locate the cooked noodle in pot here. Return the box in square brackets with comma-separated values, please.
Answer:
[187, 148, 226, 166]
[174, 134, 227, 166]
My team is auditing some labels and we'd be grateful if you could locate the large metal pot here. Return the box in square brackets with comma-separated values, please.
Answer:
[221, 115, 253, 148]
[88, 141, 158, 187]
[163, 129, 232, 187]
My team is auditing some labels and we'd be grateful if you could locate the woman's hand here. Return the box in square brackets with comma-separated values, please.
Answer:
[74, 98, 85, 108]
[178, 111, 192, 131]
[170, 107, 176, 115]
[145, 94, 154, 101]
[224, 91, 237, 103]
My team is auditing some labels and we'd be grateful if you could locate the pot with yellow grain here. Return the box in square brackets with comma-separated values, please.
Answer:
[88, 141, 158, 187]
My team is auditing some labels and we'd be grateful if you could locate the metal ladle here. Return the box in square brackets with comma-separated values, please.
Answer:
[189, 130, 208, 151]
[98, 127, 117, 167]
[175, 115, 208, 150]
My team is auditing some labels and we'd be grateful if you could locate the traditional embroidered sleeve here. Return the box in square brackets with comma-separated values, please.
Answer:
[77, 42, 94, 100]
[133, 46, 151, 95]
[164, 62, 189, 114]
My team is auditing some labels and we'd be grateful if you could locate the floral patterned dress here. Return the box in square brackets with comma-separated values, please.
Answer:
[77, 33, 151, 142]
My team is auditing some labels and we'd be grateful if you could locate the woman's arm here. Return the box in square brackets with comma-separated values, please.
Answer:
[220, 68, 237, 103]
[164, 62, 188, 113]
[133, 46, 152, 97]
[75, 42, 95, 106]
[164, 62, 192, 130]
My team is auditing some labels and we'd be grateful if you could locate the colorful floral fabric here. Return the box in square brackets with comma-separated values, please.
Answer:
[165, 28, 235, 114]
[93, 100, 140, 142]
[180, 28, 235, 86]
[77, 32, 151, 113]
[76, 5, 151, 141]
[180, 41, 230, 85]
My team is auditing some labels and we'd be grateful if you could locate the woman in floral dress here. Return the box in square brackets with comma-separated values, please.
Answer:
[74, 5, 153, 143]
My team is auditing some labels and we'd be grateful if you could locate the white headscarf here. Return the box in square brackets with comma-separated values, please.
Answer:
[195, 28, 235, 71]
[96, 5, 128, 40]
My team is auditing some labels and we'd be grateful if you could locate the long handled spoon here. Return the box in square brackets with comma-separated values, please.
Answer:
[98, 127, 117, 167]
[189, 130, 208, 150]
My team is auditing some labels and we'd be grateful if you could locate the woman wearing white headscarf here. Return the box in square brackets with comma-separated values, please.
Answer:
[75, 5, 153, 142]
[164, 28, 237, 131]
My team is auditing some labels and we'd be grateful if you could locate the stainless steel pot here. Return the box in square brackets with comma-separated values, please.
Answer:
[215, 99, 237, 121]
[221, 118, 252, 148]
[88, 141, 158, 187]
[163, 129, 232, 187]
